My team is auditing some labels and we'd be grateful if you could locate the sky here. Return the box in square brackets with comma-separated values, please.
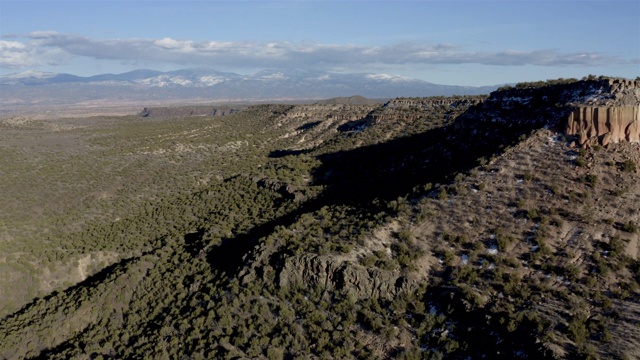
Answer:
[0, 0, 638, 86]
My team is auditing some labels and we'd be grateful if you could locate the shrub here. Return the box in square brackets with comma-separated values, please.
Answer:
[526, 209, 541, 222]
[622, 221, 637, 233]
[568, 315, 588, 344]
[496, 233, 514, 251]
[550, 217, 564, 228]
[267, 347, 285, 360]
[620, 159, 636, 172]
[437, 187, 448, 200]
[579, 174, 598, 187]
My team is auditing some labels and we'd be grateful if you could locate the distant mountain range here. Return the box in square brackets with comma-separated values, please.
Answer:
[1, 68, 499, 110]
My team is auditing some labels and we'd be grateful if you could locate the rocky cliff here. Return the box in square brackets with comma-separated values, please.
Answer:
[566, 105, 640, 146]
[455, 77, 640, 146]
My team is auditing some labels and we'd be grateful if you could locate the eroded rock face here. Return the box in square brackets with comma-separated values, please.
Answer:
[276, 254, 419, 299]
[566, 105, 640, 146]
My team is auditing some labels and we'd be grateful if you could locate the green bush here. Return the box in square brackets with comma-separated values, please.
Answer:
[622, 221, 637, 233]
[579, 174, 598, 187]
[620, 159, 636, 172]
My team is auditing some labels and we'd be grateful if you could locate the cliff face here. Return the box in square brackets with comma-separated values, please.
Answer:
[563, 78, 640, 146]
[454, 77, 640, 146]
[566, 105, 640, 146]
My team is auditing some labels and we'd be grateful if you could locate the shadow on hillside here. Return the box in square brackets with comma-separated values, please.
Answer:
[210, 110, 539, 275]
[206, 200, 324, 275]
[296, 121, 322, 131]
[1, 252, 147, 323]
[311, 127, 460, 203]
[295, 123, 528, 205]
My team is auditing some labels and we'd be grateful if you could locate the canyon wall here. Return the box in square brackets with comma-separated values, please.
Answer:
[566, 105, 640, 146]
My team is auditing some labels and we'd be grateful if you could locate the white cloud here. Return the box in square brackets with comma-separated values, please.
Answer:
[154, 38, 194, 51]
[0, 40, 26, 50]
[1, 31, 633, 71]
[1, 40, 37, 67]
[0, 39, 71, 68]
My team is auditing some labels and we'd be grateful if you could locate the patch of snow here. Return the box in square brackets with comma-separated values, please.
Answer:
[258, 72, 287, 81]
[199, 76, 226, 86]
[92, 80, 132, 86]
[3, 70, 57, 79]
[169, 76, 193, 86]
[366, 73, 411, 82]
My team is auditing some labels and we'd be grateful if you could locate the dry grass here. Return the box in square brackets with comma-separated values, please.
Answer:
[406, 128, 639, 357]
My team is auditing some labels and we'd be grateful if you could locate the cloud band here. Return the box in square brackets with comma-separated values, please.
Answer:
[1, 31, 632, 70]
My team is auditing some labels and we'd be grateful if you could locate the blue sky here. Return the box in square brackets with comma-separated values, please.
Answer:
[1, 0, 638, 86]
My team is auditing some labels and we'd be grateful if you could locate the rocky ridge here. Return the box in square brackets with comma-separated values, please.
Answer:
[139, 106, 242, 117]
[335, 96, 484, 135]
[276, 254, 419, 298]
[455, 77, 640, 146]
[239, 251, 421, 300]
[262, 78, 640, 305]
[366, 96, 485, 125]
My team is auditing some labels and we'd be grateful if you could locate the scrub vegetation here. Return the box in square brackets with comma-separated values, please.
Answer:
[0, 91, 638, 359]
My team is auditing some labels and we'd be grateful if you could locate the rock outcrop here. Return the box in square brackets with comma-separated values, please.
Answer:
[282, 105, 372, 123]
[336, 96, 484, 133]
[454, 77, 640, 146]
[139, 106, 241, 117]
[275, 254, 419, 299]
[314, 95, 381, 106]
[366, 97, 485, 125]
[566, 105, 640, 146]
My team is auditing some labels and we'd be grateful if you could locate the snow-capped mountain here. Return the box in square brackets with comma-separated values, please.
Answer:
[1, 68, 499, 109]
